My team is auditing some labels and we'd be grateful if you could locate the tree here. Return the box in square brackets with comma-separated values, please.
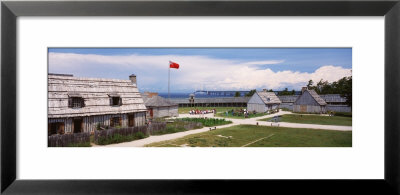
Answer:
[306, 76, 352, 108]
[291, 89, 296, 95]
[234, 91, 241, 97]
[268, 89, 273, 92]
[245, 89, 256, 97]
[307, 80, 313, 89]
[278, 88, 292, 95]
[339, 76, 352, 108]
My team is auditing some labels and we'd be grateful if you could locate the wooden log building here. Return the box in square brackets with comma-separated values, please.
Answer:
[142, 94, 179, 119]
[247, 89, 281, 113]
[48, 73, 147, 135]
[278, 94, 350, 112]
[293, 88, 327, 113]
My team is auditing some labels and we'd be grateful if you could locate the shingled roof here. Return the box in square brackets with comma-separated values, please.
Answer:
[143, 95, 178, 107]
[278, 94, 347, 103]
[278, 95, 299, 103]
[305, 89, 327, 105]
[48, 74, 147, 118]
[257, 91, 282, 104]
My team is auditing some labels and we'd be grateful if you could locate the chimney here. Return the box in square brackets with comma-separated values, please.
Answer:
[129, 74, 137, 86]
[301, 87, 307, 94]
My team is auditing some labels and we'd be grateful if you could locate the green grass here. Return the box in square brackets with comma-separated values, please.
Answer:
[178, 117, 232, 127]
[66, 142, 92, 147]
[260, 114, 352, 126]
[217, 112, 269, 119]
[333, 112, 352, 117]
[146, 124, 352, 147]
[152, 118, 230, 135]
[151, 120, 203, 135]
[280, 107, 292, 112]
[178, 107, 244, 114]
[96, 132, 148, 145]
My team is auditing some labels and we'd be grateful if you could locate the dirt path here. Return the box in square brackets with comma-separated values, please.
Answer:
[101, 110, 351, 147]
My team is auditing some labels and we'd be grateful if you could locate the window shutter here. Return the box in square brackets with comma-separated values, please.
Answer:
[119, 97, 122, 106]
[81, 98, 85, 107]
[68, 97, 72, 108]
[109, 97, 112, 106]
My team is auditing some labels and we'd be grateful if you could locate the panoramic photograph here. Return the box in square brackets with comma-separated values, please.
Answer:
[47, 48, 352, 147]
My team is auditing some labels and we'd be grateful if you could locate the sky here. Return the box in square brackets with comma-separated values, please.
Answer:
[48, 48, 352, 93]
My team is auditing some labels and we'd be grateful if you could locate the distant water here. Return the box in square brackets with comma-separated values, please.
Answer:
[158, 93, 236, 99]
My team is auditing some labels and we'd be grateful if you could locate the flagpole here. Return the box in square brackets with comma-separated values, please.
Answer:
[168, 63, 170, 99]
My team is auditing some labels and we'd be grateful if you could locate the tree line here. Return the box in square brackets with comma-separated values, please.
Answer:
[234, 75, 352, 107]
[307, 76, 352, 107]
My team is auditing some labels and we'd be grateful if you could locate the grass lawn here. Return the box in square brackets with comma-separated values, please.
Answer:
[151, 120, 203, 135]
[96, 132, 148, 145]
[178, 118, 232, 127]
[66, 142, 92, 147]
[216, 112, 269, 119]
[280, 107, 292, 112]
[259, 114, 352, 126]
[178, 107, 244, 114]
[152, 118, 230, 136]
[146, 124, 352, 147]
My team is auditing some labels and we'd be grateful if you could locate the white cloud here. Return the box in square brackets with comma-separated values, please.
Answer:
[49, 52, 351, 91]
[241, 60, 285, 66]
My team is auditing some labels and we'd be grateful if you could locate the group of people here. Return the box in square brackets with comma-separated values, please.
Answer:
[189, 109, 216, 115]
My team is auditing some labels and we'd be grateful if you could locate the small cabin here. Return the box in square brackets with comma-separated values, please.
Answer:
[48, 74, 147, 135]
[293, 89, 327, 113]
[142, 94, 179, 119]
[247, 90, 281, 113]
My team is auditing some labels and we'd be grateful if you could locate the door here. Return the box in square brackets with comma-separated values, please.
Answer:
[73, 118, 83, 133]
[49, 123, 57, 135]
[128, 114, 135, 127]
[149, 108, 153, 118]
[300, 105, 307, 112]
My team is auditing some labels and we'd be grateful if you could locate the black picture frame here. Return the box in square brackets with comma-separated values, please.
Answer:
[1, 0, 399, 194]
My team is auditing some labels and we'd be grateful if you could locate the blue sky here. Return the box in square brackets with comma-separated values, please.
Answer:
[48, 48, 352, 93]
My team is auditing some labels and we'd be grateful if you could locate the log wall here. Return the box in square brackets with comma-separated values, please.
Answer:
[48, 111, 146, 134]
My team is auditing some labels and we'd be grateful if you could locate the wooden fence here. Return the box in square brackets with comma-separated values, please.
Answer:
[183, 122, 203, 130]
[93, 122, 167, 143]
[48, 132, 90, 147]
[94, 125, 147, 143]
[49, 121, 201, 146]
[147, 122, 168, 134]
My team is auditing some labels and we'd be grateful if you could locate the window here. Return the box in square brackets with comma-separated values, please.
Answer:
[110, 117, 121, 127]
[68, 97, 84, 108]
[110, 96, 122, 106]
[73, 118, 83, 133]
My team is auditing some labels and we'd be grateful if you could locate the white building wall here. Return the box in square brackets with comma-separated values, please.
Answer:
[152, 106, 179, 118]
[326, 105, 351, 113]
[247, 93, 266, 113]
[293, 105, 326, 113]
[247, 103, 267, 113]
[49, 112, 147, 134]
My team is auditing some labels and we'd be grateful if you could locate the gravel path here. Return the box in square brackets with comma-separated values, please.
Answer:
[101, 110, 352, 147]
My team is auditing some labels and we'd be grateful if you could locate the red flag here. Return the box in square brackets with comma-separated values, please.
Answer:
[169, 61, 179, 69]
